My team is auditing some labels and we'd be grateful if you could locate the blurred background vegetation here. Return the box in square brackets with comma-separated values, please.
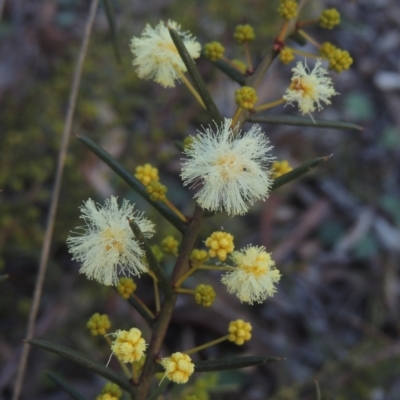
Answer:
[1, 0, 400, 399]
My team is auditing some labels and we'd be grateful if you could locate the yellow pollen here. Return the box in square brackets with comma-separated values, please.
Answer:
[102, 228, 124, 253]
[289, 78, 314, 98]
[215, 154, 244, 178]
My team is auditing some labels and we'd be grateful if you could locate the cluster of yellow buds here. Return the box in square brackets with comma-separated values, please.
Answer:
[111, 328, 147, 363]
[233, 24, 255, 44]
[117, 277, 137, 299]
[234, 86, 258, 110]
[205, 231, 234, 262]
[319, 8, 340, 29]
[228, 319, 252, 345]
[277, 0, 298, 20]
[87, 313, 111, 336]
[319, 42, 353, 73]
[190, 249, 209, 265]
[96, 382, 122, 400]
[135, 163, 159, 186]
[194, 284, 216, 307]
[279, 47, 295, 65]
[203, 41, 225, 61]
[272, 160, 293, 179]
[161, 352, 195, 384]
[161, 235, 179, 256]
[146, 180, 167, 202]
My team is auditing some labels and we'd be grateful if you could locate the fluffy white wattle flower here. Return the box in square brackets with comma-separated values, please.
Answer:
[180, 119, 274, 216]
[221, 246, 281, 304]
[283, 59, 338, 117]
[130, 20, 201, 88]
[67, 196, 155, 286]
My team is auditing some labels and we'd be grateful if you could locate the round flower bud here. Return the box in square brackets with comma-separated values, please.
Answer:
[234, 24, 255, 44]
[151, 245, 164, 263]
[234, 86, 258, 110]
[117, 277, 137, 299]
[161, 235, 179, 256]
[204, 41, 225, 61]
[228, 319, 252, 345]
[279, 47, 295, 65]
[277, 0, 298, 20]
[87, 313, 111, 336]
[97, 382, 122, 400]
[328, 49, 353, 73]
[272, 160, 293, 178]
[205, 231, 234, 262]
[135, 163, 159, 186]
[190, 249, 209, 264]
[319, 42, 337, 58]
[146, 180, 167, 202]
[319, 8, 340, 29]
[194, 284, 216, 307]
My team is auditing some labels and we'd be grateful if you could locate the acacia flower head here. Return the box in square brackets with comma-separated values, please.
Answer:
[283, 59, 338, 117]
[67, 196, 155, 286]
[180, 119, 274, 215]
[228, 319, 252, 345]
[111, 328, 147, 364]
[130, 20, 201, 88]
[221, 246, 281, 304]
[161, 352, 195, 384]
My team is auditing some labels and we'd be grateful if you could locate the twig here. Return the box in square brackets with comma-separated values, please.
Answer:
[11, 1, 99, 399]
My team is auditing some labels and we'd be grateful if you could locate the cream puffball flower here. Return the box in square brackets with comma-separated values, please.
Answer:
[67, 196, 155, 286]
[283, 59, 338, 116]
[180, 119, 274, 216]
[221, 246, 281, 304]
[130, 20, 201, 88]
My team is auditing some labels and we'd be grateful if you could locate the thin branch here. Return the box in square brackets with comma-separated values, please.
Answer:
[12, 1, 99, 399]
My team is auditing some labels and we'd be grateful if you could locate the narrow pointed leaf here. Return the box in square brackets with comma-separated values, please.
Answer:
[202, 53, 246, 86]
[193, 355, 282, 372]
[271, 156, 331, 191]
[27, 339, 133, 393]
[128, 219, 174, 298]
[78, 135, 186, 232]
[46, 372, 88, 400]
[168, 27, 224, 125]
[103, 0, 121, 64]
[250, 114, 362, 130]
[0, 274, 8, 282]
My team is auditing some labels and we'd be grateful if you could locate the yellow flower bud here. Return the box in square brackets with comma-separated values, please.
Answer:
[234, 86, 258, 110]
[117, 277, 137, 299]
[194, 284, 216, 307]
[190, 249, 209, 264]
[279, 47, 295, 65]
[228, 319, 252, 345]
[135, 163, 159, 186]
[87, 313, 111, 336]
[328, 49, 353, 73]
[97, 382, 122, 400]
[272, 160, 293, 178]
[151, 245, 164, 263]
[204, 41, 225, 61]
[277, 0, 298, 20]
[233, 24, 255, 44]
[319, 8, 340, 29]
[146, 180, 167, 202]
[161, 235, 179, 256]
[205, 231, 234, 262]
